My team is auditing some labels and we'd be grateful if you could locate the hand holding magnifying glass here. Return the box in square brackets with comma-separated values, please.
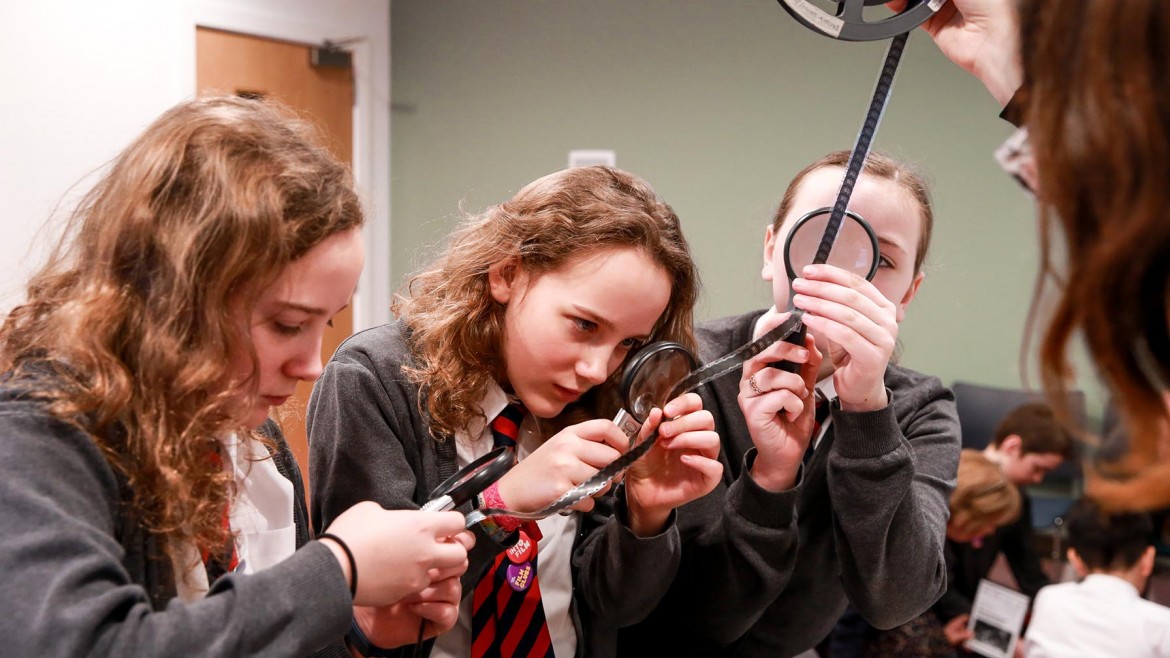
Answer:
[771, 206, 880, 374]
[737, 206, 882, 490]
[421, 341, 708, 526]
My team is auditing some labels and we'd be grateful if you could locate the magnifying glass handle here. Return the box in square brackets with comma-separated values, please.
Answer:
[420, 494, 456, 513]
[769, 324, 807, 374]
[612, 408, 642, 447]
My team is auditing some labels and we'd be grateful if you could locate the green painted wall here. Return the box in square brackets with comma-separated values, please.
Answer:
[389, 0, 1105, 420]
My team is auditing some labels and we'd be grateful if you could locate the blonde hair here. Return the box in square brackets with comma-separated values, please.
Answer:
[950, 450, 1022, 531]
[0, 96, 362, 559]
[394, 165, 699, 439]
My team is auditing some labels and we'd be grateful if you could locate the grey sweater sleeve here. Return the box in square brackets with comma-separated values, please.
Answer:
[650, 452, 803, 646]
[636, 311, 805, 647]
[621, 315, 960, 656]
[571, 485, 682, 628]
[0, 406, 352, 657]
[306, 327, 505, 592]
[825, 371, 960, 629]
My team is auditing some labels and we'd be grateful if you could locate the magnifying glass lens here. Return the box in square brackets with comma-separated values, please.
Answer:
[625, 346, 696, 422]
[785, 212, 877, 279]
[633, 392, 656, 418]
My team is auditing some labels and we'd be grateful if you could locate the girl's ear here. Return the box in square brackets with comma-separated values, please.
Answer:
[488, 257, 522, 303]
[762, 224, 778, 282]
[895, 270, 926, 323]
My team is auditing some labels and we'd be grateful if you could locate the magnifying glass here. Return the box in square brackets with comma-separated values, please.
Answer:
[419, 446, 515, 512]
[773, 206, 879, 373]
[613, 341, 698, 443]
[428, 342, 699, 531]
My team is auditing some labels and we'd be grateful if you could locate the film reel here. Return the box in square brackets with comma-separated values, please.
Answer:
[777, 0, 945, 41]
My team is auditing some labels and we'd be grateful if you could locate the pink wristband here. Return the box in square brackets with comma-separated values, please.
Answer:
[481, 481, 522, 532]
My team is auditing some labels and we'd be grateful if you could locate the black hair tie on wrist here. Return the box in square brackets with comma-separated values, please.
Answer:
[318, 532, 358, 599]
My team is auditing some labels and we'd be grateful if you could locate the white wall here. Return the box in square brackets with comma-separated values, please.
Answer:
[0, 0, 391, 330]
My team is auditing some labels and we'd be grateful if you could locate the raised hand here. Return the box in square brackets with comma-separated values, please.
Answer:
[320, 504, 471, 606]
[739, 314, 823, 492]
[495, 419, 628, 514]
[624, 393, 723, 536]
[889, 0, 1022, 106]
[792, 264, 895, 413]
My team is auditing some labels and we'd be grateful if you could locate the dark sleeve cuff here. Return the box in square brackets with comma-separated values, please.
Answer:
[727, 448, 801, 528]
[999, 88, 1025, 127]
[828, 388, 904, 459]
[612, 485, 678, 540]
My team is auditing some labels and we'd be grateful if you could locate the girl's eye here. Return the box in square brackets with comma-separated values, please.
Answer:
[572, 317, 597, 333]
[274, 322, 303, 336]
[619, 337, 644, 351]
[878, 254, 895, 269]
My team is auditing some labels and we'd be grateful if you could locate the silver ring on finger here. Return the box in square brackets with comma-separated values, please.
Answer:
[748, 373, 764, 396]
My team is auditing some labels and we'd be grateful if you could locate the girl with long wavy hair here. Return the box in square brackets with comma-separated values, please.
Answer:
[308, 165, 723, 657]
[0, 96, 472, 656]
[917, 0, 1170, 512]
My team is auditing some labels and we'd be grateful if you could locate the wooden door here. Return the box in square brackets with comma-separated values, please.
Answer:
[196, 27, 355, 501]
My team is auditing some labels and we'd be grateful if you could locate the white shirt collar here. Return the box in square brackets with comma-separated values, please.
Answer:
[468, 381, 510, 440]
[1080, 573, 1141, 599]
[456, 381, 537, 460]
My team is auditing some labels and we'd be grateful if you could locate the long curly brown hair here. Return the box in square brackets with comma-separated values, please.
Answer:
[0, 97, 362, 559]
[394, 165, 699, 439]
[1019, 0, 1170, 510]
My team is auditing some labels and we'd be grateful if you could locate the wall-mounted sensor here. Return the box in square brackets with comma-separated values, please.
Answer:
[568, 149, 615, 168]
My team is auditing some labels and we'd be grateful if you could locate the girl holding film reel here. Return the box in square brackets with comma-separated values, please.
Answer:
[306, 165, 723, 658]
[620, 151, 961, 657]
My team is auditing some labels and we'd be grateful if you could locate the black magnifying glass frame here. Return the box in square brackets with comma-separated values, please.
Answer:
[613, 341, 698, 441]
[772, 206, 879, 373]
[782, 206, 879, 282]
[420, 445, 515, 512]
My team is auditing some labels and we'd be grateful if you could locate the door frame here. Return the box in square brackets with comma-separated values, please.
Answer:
[177, 0, 393, 332]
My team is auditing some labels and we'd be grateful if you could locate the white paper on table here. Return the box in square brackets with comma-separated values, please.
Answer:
[965, 578, 1030, 658]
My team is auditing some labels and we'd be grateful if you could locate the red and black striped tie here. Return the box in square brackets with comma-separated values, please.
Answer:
[802, 391, 831, 466]
[471, 403, 555, 658]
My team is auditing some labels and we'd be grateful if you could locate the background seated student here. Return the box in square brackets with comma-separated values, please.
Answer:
[933, 402, 1075, 642]
[834, 449, 1022, 658]
[308, 165, 724, 658]
[1024, 498, 1170, 658]
[618, 150, 961, 657]
[0, 97, 472, 657]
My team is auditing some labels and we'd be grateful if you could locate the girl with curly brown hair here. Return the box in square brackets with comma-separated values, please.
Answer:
[0, 96, 472, 656]
[308, 165, 723, 657]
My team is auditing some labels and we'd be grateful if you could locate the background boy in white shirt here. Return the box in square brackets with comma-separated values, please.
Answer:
[1025, 497, 1170, 658]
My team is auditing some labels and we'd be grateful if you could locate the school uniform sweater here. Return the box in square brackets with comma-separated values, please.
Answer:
[307, 321, 682, 658]
[618, 309, 961, 657]
[0, 375, 352, 657]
